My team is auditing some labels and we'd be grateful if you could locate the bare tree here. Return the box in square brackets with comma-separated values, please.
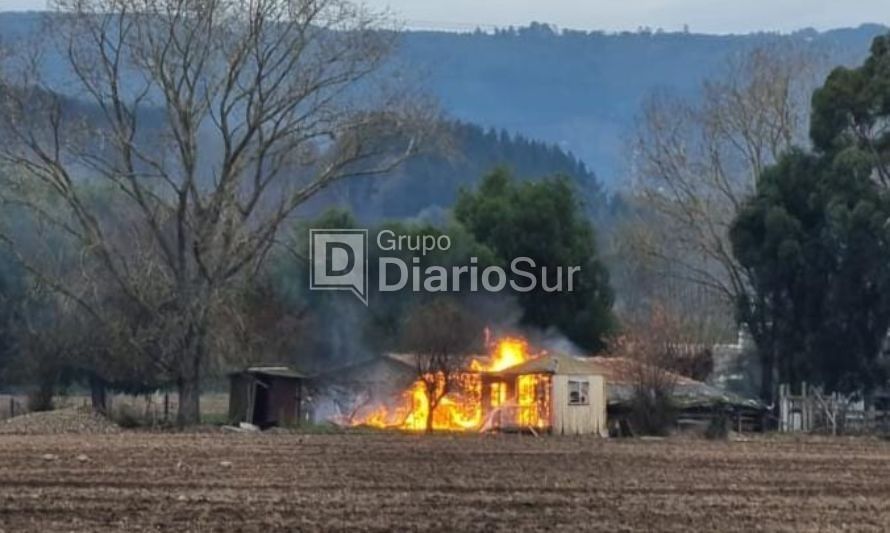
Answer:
[609, 212, 738, 344]
[630, 45, 823, 302]
[625, 44, 826, 402]
[2, 212, 181, 415]
[401, 297, 479, 433]
[0, 0, 428, 424]
[609, 303, 699, 435]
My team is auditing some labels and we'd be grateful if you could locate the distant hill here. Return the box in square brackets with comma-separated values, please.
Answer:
[321, 120, 604, 221]
[0, 12, 607, 220]
[0, 75, 602, 222]
[0, 12, 887, 192]
[395, 23, 889, 185]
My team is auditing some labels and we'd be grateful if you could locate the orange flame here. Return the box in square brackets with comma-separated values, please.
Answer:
[486, 337, 530, 372]
[351, 336, 538, 431]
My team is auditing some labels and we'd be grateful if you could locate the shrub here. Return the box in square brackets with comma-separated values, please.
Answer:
[112, 404, 145, 429]
[26, 382, 55, 413]
[705, 412, 731, 440]
[629, 389, 676, 436]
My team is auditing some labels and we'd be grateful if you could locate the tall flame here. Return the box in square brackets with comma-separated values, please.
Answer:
[488, 337, 530, 372]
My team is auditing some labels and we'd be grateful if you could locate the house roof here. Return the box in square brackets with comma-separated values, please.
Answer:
[585, 357, 702, 386]
[487, 352, 603, 376]
[488, 354, 764, 410]
[313, 354, 416, 384]
[232, 366, 306, 379]
[583, 357, 763, 409]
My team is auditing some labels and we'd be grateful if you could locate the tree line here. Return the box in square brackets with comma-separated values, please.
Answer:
[628, 34, 890, 406]
[2, 0, 890, 426]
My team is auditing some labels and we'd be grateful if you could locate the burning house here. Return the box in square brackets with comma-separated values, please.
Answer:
[481, 353, 608, 435]
[311, 338, 606, 435]
[309, 336, 765, 435]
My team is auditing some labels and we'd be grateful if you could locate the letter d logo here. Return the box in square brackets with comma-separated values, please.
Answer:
[309, 229, 368, 305]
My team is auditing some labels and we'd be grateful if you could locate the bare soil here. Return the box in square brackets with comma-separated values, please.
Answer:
[0, 407, 120, 435]
[0, 432, 888, 531]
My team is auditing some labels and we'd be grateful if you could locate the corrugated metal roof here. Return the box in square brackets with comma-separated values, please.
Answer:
[488, 353, 605, 376]
[584, 357, 701, 386]
[237, 366, 306, 379]
[488, 354, 764, 409]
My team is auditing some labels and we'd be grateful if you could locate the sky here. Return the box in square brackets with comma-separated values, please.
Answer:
[3, 0, 889, 34]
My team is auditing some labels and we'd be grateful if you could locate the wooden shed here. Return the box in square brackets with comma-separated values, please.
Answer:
[228, 366, 306, 428]
[482, 353, 608, 436]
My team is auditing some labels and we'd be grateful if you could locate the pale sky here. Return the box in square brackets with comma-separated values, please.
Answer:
[3, 0, 889, 34]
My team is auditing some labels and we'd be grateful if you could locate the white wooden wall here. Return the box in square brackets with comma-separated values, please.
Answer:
[551, 374, 607, 436]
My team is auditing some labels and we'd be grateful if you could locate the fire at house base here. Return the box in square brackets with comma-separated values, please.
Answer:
[313, 338, 609, 436]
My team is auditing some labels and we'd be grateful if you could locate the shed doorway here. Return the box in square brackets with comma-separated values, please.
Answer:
[252, 381, 270, 427]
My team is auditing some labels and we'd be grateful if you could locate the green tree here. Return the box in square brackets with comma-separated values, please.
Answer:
[811, 34, 890, 185]
[729, 34, 890, 404]
[730, 150, 890, 399]
[454, 168, 614, 351]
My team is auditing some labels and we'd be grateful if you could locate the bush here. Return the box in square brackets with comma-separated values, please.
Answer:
[26, 382, 55, 413]
[629, 389, 676, 436]
[705, 411, 731, 440]
[111, 404, 145, 428]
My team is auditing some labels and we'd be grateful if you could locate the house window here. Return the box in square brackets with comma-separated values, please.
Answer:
[568, 380, 589, 406]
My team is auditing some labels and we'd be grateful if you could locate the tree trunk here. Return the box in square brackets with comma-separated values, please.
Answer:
[760, 354, 773, 405]
[425, 401, 435, 433]
[756, 336, 779, 406]
[176, 346, 203, 426]
[177, 375, 201, 426]
[89, 375, 108, 415]
[758, 344, 780, 431]
[425, 391, 439, 434]
[176, 318, 208, 426]
[424, 379, 440, 433]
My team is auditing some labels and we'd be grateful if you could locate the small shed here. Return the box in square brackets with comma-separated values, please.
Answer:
[482, 353, 608, 436]
[228, 366, 306, 428]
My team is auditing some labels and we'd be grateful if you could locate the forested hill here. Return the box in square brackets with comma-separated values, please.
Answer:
[0, 13, 606, 221]
[395, 23, 889, 185]
[0, 12, 887, 193]
[321, 120, 605, 221]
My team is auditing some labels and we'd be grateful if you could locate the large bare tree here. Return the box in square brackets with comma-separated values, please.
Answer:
[629, 44, 823, 302]
[0, 0, 427, 423]
[621, 44, 826, 402]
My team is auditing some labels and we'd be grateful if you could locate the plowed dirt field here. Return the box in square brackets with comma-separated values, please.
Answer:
[0, 432, 888, 531]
